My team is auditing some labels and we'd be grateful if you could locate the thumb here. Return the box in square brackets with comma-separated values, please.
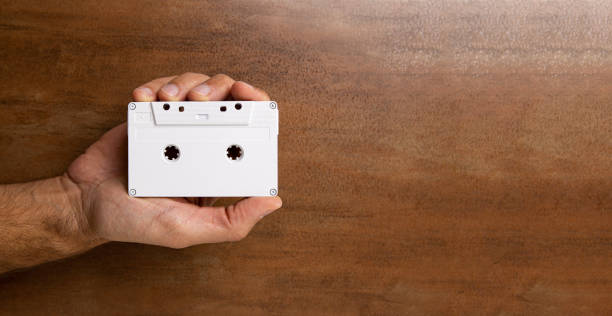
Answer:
[220, 196, 283, 241]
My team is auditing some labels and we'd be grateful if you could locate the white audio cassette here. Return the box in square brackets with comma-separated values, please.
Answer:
[127, 101, 278, 197]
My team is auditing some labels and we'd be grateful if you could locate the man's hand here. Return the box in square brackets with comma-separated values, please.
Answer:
[0, 73, 282, 273]
[69, 73, 282, 248]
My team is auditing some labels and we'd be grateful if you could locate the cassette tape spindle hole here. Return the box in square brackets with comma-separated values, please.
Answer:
[227, 145, 243, 161]
[164, 145, 180, 161]
[163, 103, 170, 110]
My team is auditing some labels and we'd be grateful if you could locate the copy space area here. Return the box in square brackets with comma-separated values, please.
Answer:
[0, 1, 611, 315]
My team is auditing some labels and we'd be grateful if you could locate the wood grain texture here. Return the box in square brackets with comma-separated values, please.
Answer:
[1, 0, 611, 314]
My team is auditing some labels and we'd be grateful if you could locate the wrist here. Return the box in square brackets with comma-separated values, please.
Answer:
[57, 174, 108, 250]
[0, 176, 106, 273]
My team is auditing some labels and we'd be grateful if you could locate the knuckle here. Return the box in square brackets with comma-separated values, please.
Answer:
[154, 75, 176, 84]
[220, 205, 251, 241]
[214, 73, 235, 83]
[179, 72, 210, 86]
[181, 71, 199, 77]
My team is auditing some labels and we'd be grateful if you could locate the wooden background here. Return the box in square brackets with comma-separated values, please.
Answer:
[1, 0, 611, 314]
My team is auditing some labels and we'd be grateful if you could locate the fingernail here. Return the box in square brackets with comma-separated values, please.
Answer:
[161, 83, 179, 96]
[134, 87, 153, 97]
[273, 197, 283, 209]
[260, 198, 282, 219]
[191, 83, 211, 96]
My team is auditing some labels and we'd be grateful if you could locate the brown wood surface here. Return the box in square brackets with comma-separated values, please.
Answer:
[1, 0, 611, 315]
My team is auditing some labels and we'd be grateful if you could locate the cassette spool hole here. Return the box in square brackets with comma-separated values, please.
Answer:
[164, 145, 180, 161]
[220, 106, 227, 112]
[226, 145, 243, 161]
[163, 103, 170, 110]
[235, 103, 242, 110]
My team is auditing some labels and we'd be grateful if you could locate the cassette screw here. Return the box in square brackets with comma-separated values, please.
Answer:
[270, 102, 277, 109]
[269, 188, 278, 196]
[129, 103, 136, 110]
[129, 189, 136, 196]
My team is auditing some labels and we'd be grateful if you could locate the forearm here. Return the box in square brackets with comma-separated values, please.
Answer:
[0, 175, 105, 273]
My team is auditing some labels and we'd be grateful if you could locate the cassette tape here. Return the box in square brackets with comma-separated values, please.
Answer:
[128, 101, 278, 197]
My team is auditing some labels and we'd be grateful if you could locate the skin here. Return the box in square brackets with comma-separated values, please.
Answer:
[0, 73, 282, 274]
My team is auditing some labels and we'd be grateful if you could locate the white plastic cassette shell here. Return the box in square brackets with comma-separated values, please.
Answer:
[128, 101, 278, 197]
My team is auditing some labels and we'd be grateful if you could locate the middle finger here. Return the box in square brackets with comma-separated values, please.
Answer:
[158, 72, 210, 101]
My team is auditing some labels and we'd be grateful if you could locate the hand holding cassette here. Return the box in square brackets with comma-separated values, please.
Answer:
[66, 73, 282, 248]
